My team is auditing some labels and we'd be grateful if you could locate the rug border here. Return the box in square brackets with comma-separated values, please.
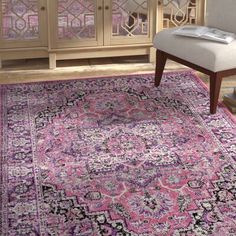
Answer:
[189, 71, 236, 123]
[0, 70, 235, 123]
[0, 85, 3, 235]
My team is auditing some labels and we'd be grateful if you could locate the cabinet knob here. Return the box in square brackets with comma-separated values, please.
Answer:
[98, 6, 102, 10]
[105, 6, 109, 10]
[40, 6, 46, 11]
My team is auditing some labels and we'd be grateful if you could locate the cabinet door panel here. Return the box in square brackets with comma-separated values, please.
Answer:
[50, 0, 103, 49]
[0, 0, 47, 48]
[104, 0, 153, 46]
[159, 0, 204, 30]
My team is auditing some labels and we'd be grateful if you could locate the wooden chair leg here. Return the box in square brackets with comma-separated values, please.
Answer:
[209, 72, 222, 114]
[155, 50, 167, 87]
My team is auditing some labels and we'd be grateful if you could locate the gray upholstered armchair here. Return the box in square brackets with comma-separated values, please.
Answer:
[153, 0, 236, 114]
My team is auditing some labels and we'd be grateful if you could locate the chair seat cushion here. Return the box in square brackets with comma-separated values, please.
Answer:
[153, 28, 236, 72]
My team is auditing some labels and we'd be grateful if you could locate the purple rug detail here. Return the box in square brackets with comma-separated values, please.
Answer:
[0, 71, 236, 236]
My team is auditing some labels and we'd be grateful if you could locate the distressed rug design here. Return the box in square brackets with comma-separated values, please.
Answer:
[0, 72, 236, 236]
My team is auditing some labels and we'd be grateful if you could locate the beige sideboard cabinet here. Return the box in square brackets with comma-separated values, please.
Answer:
[0, 0, 205, 69]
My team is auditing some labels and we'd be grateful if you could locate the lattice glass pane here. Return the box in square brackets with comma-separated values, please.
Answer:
[112, 0, 149, 37]
[58, 0, 96, 40]
[163, 0, 197, 28]
[1, 0, 39, 40]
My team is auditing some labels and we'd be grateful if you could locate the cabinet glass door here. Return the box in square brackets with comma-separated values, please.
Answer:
[162, 0, 198, 28]
[104, 0, 153, 45]
[0, 0, 47, 48]
[50, 0, 103, 48]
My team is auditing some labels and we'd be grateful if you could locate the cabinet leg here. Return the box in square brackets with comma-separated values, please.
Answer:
[0, 55, 2, 69]
[149, 47, 156, 63]
[49, 53, 56, 69]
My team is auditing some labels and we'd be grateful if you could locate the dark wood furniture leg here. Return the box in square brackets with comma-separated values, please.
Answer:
[155, 49, 167, 87]
[154, 50, 236, 114]
[209, 72, 223, 114]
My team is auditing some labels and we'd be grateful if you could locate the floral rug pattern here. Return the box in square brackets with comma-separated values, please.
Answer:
[0, 72, 236, 236]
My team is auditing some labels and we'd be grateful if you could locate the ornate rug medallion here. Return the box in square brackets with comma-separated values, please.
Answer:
[0, 72, 236, 235]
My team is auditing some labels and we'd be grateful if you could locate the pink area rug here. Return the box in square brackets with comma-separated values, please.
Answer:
[0, 72, 236, 235]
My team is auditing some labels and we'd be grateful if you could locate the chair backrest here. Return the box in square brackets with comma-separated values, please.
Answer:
[205, 0, 236, 34]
